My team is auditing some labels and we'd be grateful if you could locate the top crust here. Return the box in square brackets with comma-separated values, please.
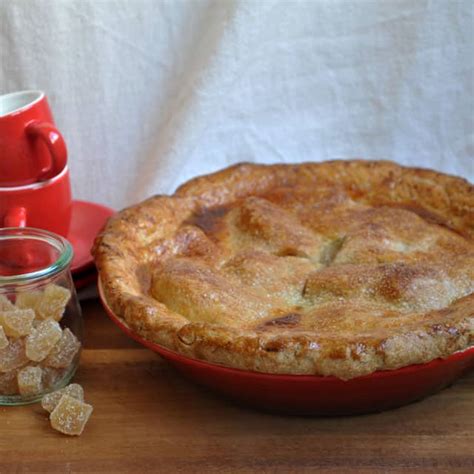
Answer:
[93, 160, 474, 379]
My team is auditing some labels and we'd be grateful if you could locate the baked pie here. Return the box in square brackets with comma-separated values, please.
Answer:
[93, 161, 474, 379]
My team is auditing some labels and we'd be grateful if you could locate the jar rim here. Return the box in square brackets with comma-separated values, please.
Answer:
[0, 227, 73, 285]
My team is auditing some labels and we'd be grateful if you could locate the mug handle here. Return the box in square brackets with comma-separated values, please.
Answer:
[26, 121, 68, 180]
[4, 207, 27, 227]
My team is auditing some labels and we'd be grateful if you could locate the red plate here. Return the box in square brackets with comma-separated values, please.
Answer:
[98, 280, 474, 416]
[68, 200, 115, 274]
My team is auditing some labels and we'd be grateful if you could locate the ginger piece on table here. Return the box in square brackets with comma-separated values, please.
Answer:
[25, 320, 62, 362]
[41, 383, 84, 413]
[0, 326, 8, 350]
[17, 366, 43, 396]
[36, 284, 71, 321]
[50, 394, 93, 436]
[43, 328, 81, 369]
[0, 338, 28, 372]
[0, 308, 35, 338]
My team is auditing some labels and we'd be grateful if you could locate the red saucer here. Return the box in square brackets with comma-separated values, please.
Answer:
[68, 200, 114, 274]
[98, 280, 474, 416]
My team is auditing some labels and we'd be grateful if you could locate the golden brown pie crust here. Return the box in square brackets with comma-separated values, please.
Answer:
[93, 160, 474, 379]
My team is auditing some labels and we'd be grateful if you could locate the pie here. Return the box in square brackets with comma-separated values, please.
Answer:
[93, 160, 474, 379]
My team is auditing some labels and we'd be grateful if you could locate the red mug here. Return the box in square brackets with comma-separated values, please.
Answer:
[0, 90, 67, 187]
[0, 165, 72, 237]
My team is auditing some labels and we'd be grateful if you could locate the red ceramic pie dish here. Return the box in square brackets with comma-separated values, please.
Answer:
[98, 281, 474, 416]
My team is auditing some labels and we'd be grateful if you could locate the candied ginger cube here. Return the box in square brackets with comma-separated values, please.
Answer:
[0, 370, 18, 395]
[43, 328, 81, 369]
[50, 394, 93, 436]
[15, 291, 42, 313]
[41, 383, 84, 413]
[0, 309, 35, 338]
[36, 284, 71, 321]
[42, 367, 67, 390]
[26, 320, 62, 362]
[0, 294, 15, 311]
[0, 326, 8, 350]
[0, 339, 28, 372]
[17, 366, 43, 396]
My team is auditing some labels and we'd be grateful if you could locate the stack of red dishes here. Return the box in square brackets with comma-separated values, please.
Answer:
[0, 90, 114, 290]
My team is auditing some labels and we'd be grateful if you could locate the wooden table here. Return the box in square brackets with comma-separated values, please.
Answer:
[1, 290, 473, 473]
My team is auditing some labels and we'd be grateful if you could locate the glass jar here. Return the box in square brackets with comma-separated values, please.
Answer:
[0, 227, 83, 405]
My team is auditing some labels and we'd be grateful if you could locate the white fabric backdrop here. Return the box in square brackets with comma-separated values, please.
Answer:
[1, 0, 473, 210]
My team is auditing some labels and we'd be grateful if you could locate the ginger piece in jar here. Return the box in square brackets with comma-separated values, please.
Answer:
[17, 366, 43, 396]
[25, 320, 62, 362]
[0, 294, 15, 311]
[0, 370, 19, 395]
[0, 309, 35, 338]
[43, 328, 81, 369]
[15, 291, 42, 313]
[42, 367, 67, 390]
[0, 326, 8, 350]
[36, 285, 71, 321]
[0, 338, 28, 372]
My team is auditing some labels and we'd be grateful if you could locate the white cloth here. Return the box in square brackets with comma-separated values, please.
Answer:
[1, 0, 473, 209]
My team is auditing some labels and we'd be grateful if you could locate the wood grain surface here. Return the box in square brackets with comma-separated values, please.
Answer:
[1, 291, 473, 473]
